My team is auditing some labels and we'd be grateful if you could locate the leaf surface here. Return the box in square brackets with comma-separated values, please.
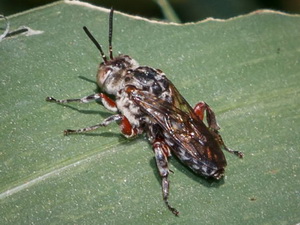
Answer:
[0, 2, 299, 224]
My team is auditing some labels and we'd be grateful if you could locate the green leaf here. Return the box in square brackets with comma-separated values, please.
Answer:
[1, 1, 299, 224]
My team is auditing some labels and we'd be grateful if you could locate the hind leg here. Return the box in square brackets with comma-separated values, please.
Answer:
[194, 101, 243, 158]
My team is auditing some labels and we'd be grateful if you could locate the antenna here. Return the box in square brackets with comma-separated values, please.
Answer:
[108, 8, 114, 60]
[83, 26, 108, 63]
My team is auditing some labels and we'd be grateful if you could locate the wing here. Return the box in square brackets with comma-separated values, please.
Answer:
[165, 77, 195, 117]
[130, 88, 227, 175]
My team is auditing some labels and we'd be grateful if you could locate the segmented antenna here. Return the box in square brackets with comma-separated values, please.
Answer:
[108, 8, 114, 60]
[83, 26, 108, 63]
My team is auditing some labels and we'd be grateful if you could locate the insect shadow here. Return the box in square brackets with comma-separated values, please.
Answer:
[78, 75, 97, 85]
[51, 77, 110, 117]
[149, 155, 225, 188]
[51, 101, 112, 117]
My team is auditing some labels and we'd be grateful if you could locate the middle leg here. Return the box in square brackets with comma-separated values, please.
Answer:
[152, 139, 179, 216]
[64, 114, 140, 138]
[64, 114, 122, 135]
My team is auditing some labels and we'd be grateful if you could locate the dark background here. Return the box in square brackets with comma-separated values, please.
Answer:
[1, 0, 300, 22]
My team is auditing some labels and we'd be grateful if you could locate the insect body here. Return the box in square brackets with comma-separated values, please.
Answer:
[46, 9, 243, 216]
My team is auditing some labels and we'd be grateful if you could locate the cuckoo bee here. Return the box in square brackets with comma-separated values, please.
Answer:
[46, 9, 243, 216]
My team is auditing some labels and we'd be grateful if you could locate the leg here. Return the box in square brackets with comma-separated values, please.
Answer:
[153, 139, 179, 216]
[194, 101, 243, 158]
[194, 101, 220, 131]
[64, 114, 122, 135]
[214, 132, 244, 158]
[64, 114, 140, 138]
[46, 93, 117, 112]
[120, 116, 139, 138]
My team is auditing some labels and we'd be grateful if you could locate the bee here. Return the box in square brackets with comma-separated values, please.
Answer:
[46, 8, 243, 216]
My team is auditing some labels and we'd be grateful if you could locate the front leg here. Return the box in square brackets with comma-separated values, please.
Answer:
[46, 93, 117, 112]
[194, 101, 244, 158]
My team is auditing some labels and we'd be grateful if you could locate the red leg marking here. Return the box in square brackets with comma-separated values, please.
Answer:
[193, 101, 206, 121]
[194, 101, 220, 130]
[194, 102, 243, 158]
[120, 116, 138, 138]
[100, 93, 117, 111]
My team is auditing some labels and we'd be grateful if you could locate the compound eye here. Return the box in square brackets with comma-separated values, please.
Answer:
[97, 67, 112, 86]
